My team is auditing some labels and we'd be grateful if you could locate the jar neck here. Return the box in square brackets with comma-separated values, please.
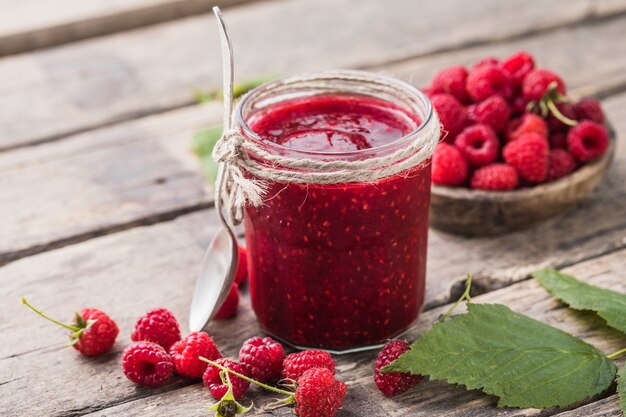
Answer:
[235, 70, 434, 163]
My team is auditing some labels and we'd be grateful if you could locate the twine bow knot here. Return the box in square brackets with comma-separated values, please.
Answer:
[213, 129, 268, 225]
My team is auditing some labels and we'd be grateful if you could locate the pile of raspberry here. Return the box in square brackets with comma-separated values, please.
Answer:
[123, 311, 346, 417]
[426, 51, 610, 191]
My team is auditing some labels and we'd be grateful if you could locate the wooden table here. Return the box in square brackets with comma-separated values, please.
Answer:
[1, 0, 625, 415]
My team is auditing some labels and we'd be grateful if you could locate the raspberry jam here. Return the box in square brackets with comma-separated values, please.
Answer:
[238, 74, 432, 351]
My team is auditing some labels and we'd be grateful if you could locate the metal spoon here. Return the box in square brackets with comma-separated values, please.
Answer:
[188, 6, 239, 333]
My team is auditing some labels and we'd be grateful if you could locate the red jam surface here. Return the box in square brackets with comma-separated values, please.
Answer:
[244, 94, 431, 350]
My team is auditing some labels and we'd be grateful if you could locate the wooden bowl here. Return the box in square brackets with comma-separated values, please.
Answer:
[429, 127, 616, 236]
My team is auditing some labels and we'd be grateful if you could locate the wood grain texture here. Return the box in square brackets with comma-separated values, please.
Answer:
[0, 101, 219, 264]
[552, 395, 622, 416]
[2, 227, 622, 416]
[0, 0, 624, 150]
[0, 0, 252, 56]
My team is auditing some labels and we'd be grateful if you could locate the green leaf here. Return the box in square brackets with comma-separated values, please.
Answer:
[191, 127, 222, 185]
[617, 367, 626, 416]
[533, 268, 626, 335]
[384, 303, 616, 409]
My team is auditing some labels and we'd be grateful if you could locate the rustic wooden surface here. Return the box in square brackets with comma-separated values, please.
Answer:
[1, 0, 625, 416]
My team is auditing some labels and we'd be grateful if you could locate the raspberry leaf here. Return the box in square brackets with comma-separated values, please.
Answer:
[617, 367, 626, 416]
[384, 303, 616, 409]
[191, 126, 222, 185]
[533, 268, 626, 335]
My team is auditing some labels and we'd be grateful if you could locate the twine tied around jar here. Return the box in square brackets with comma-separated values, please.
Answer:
[211, 12, 441, 226]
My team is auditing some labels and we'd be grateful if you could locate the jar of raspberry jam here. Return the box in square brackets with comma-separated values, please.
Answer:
[234, 71, 437, 352]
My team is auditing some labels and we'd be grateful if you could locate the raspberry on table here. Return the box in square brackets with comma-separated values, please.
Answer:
[573, 98, 605, 124]
[122, 341, 174, 387]
[282, 349, 336, 381]
[470, 163, 519, 191]
[21, 298, 119, 357]
[567, 121, 609, 162]
[374, 340, 423, 397]
[235, 245, 248, 285]
[468, 95, 511, 132]
[169, 331, 222, 379]
[132, 308, 181, 351]
[70, 308, 119, 356]
[522, 68, 566, 102]
[430, 65, 469, 103]
[203, 358, 250, 400]
[503, 133, 550, 183]
[500, 51, 535, 86]
[430, 93, 468, 142]
[506, 113, 548, 143]
[431, 143, 469, 186]
[239, 336, 285, 383]
[547, 149, 578, 181]
[294, 367, 346, 417]
[214, 283, 239, 319]
[454, 124, 500, 167]
[466, 64, 513, 102]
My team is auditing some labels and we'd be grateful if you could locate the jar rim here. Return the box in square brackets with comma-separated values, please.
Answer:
[234, 70, 434, 158]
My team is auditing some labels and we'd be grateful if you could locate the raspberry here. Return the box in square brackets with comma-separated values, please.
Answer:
[522, 68, 566, 102]
[506, 113, 548, 143]
[21, 298, 119, 357]
[454, 124, 500, 167]
[503, 133, 549, 183]
[468, 95, 511, 132]
[71, 309, 119, 356]
[500, 51, 535, 86]
[470, 163, 519, 191]
[122, 341, 174, 387]
[374, 340, 423, 397]
[573, 98, 605, 124]
[430, 66, 469, 103]
[547, 149, 577, 181]
[431, 143, 469, 186]
[509, 96, 529, 116]
[235, 246, 248, 285]
[282, 350, 336, 381]
[131, 308, 181, 351]
[294, 368, 346, 417]
[214, 283, 239, 319]
[550, 132, 567, 149]
[466, 65, 513, 102]
[567, 121, 609, 162]
[239, 336, 285, 383]
[169, 332, 222, 379]
[203, 358, 250, 400]
[430, 93, 468, 142]
[471, 57, 499, 70]
[547, 102, 576, 133]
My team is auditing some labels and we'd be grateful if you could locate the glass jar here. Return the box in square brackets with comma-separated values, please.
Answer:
[235, 71, 435, 353]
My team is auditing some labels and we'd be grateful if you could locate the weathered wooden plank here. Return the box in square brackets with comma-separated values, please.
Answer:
[0, 101, 219, 265]
[552, 395, 622, 416]
[2, 225, 621, 417]
[0, 0, 252, 57]
[0, 0, 624, 150]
